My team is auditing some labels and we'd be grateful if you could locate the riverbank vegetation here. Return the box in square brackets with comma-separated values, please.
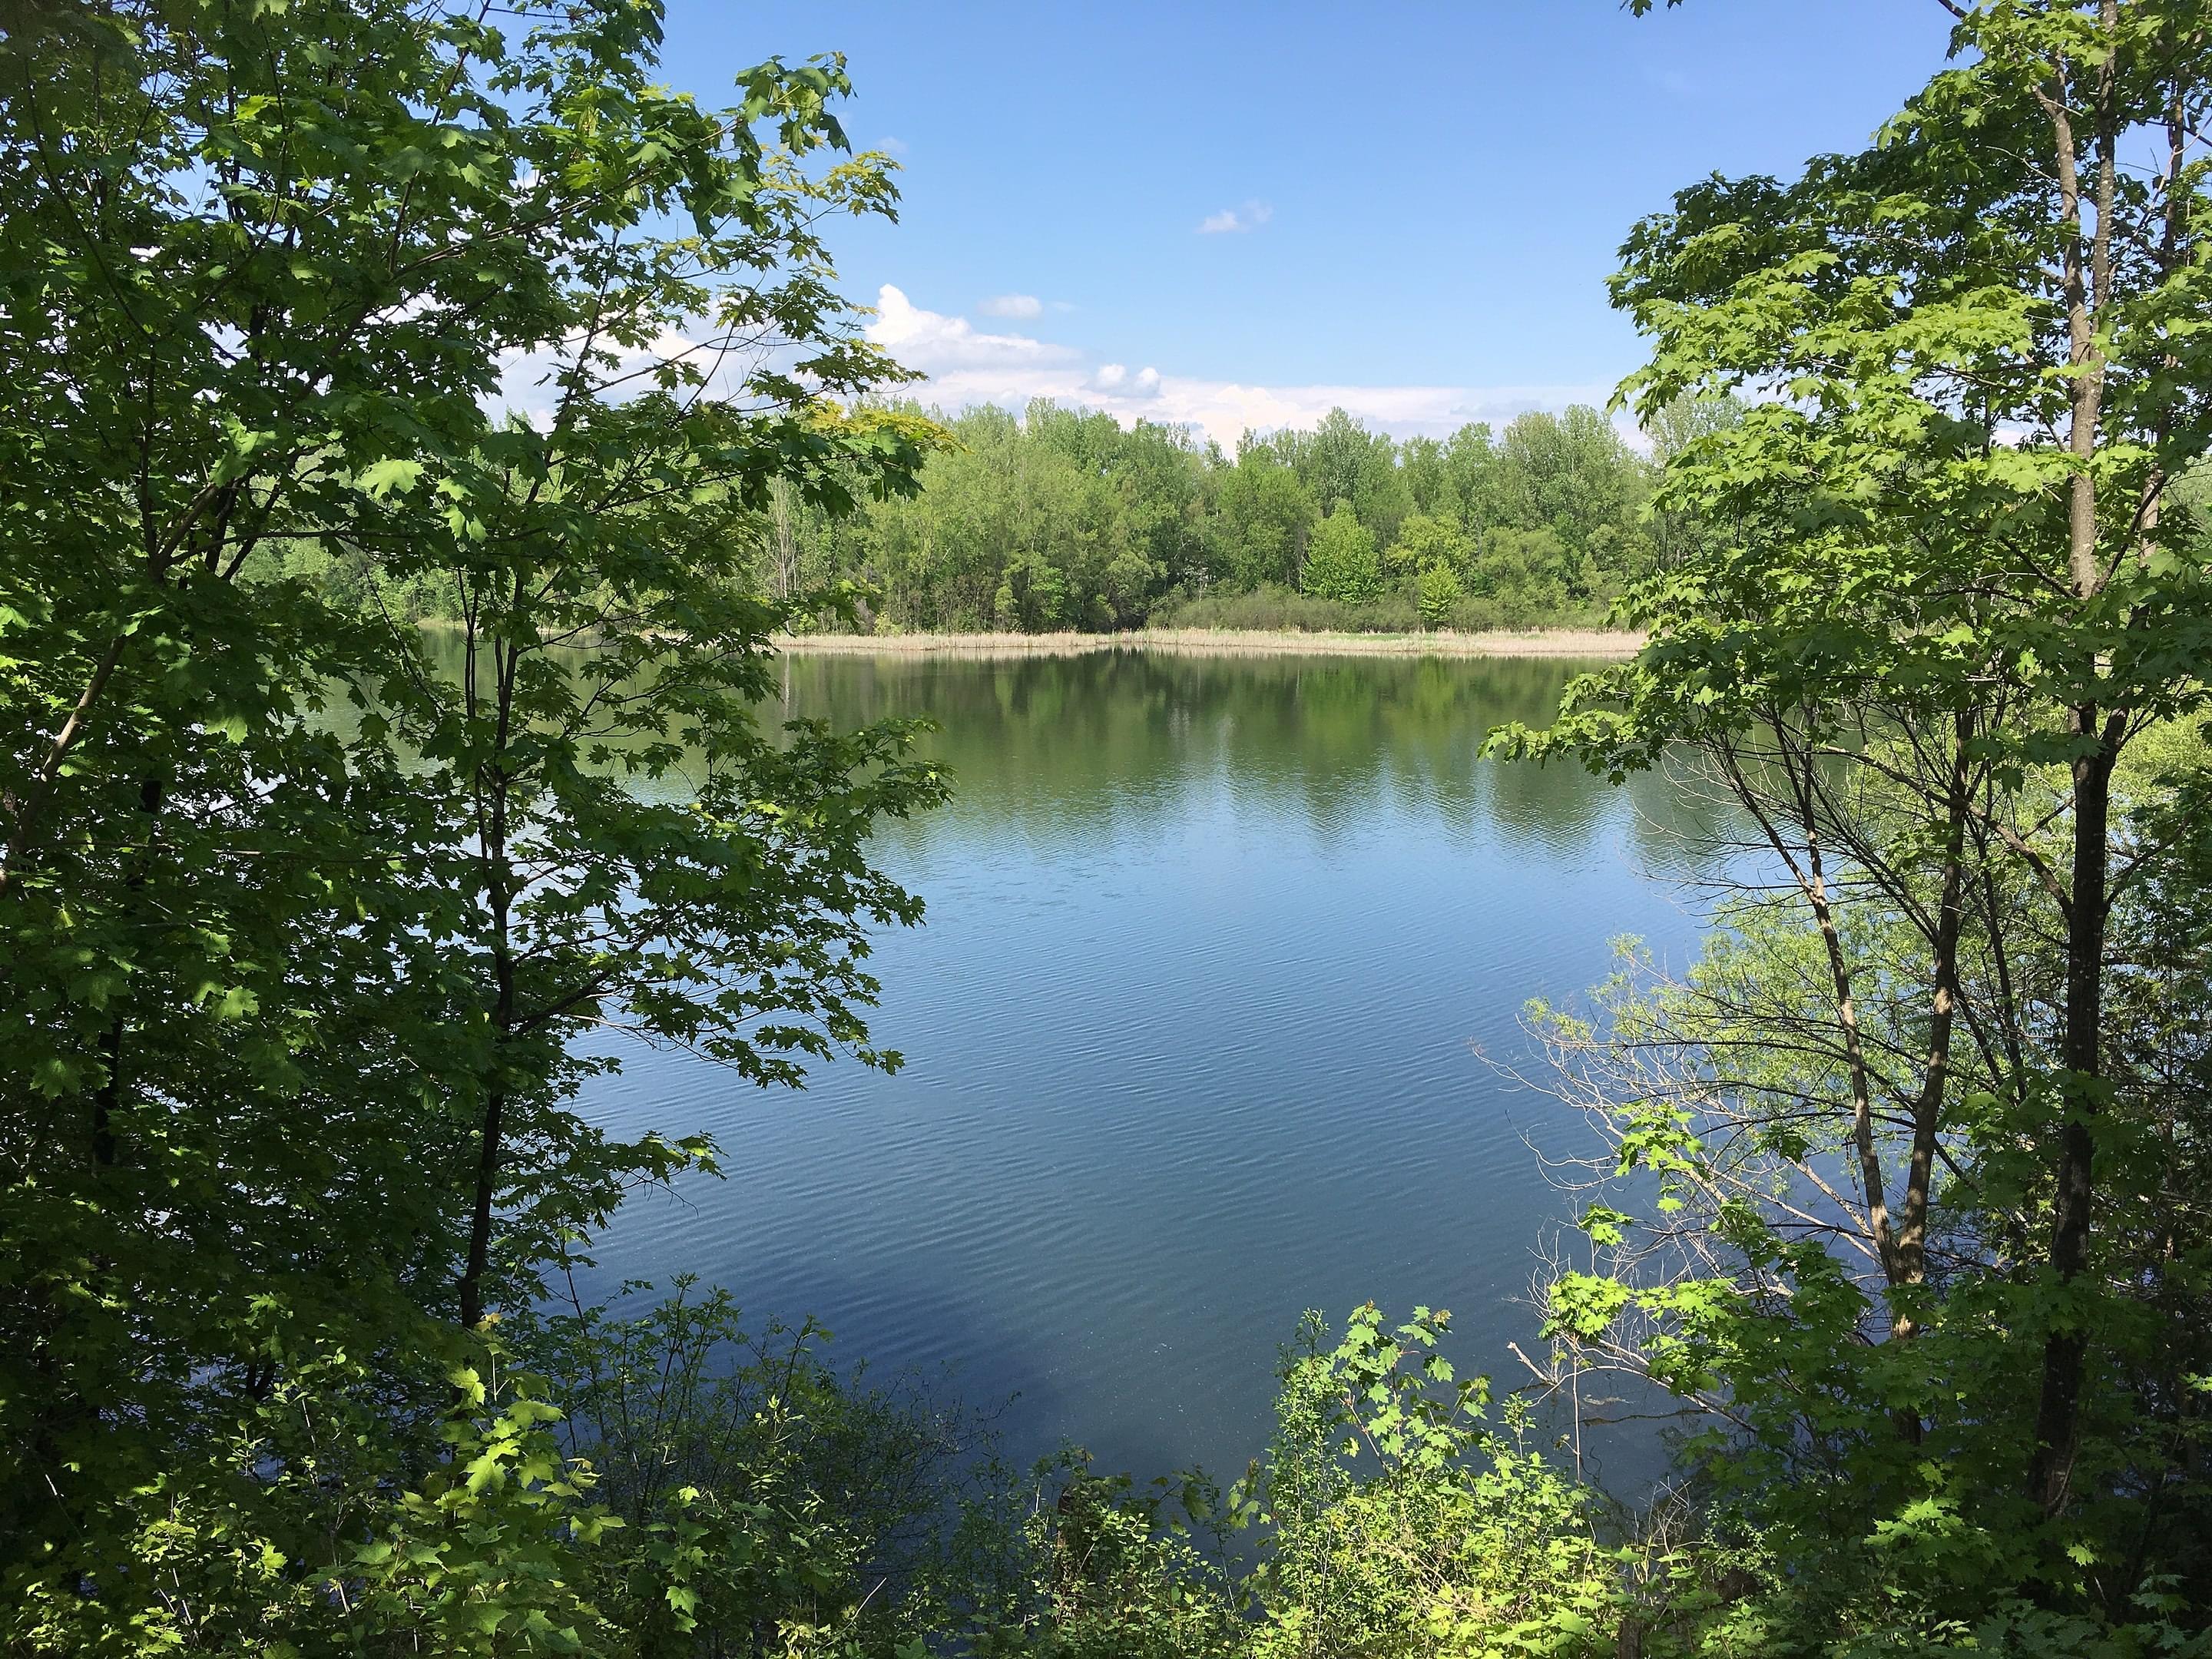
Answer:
[347, 395, 1717, 639]
[753, 396, 1708, 638]
[4, 0, 2210, 1655]
[769, 626, 1644, 658]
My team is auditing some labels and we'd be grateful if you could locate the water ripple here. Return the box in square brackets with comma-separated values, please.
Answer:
[581, 651, 1705, 1486]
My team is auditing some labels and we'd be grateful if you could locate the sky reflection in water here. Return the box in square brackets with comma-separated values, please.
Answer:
[580, 649, 1713, 1489]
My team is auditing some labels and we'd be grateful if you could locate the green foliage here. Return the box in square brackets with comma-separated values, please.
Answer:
[1488, 408, 1651, 577]
[1006, 1458, 1245, 1659]
[515, 1279, 1017, 1657]
[849, 402, 1163, 633]
[1416, 563, 1468, 628]
[1216, 452, 1321, 590]
[1239, 1307, 1616, 1659]
[345, 1363, 628, 1656]
[1153, 583, 1423, 635]
[1386, 513, 1476, 581]
[7, 0, 2210, 1654]
[0, 1, 944, 1649]
[1302, 502, 1386, 604]
[1467, 528, 1574, 624]
[698, 399, 1667, 636]
[996, 1307, 1624, 1659]
[1491, 2, 2212, 1643]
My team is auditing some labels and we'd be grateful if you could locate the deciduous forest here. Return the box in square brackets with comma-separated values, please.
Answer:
[328, 395, 1714, 637]
[751, 398, 1700, 636]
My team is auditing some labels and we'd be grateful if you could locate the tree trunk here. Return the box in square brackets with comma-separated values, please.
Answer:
[2026, 8, 2118, 1514]
[457, 833, 514, 1330]
[1892, 707, 1974, 1342]
[2028, 733, 2115, 1514]
[456, 625, 519, 1332]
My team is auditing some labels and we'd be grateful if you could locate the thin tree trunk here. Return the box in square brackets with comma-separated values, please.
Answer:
[458, 929, 512, 1331]
[1722, 735, 1902, 1286]
[0, 635, 130, 897]
[1892, 707, 1974, 1339]
[457, 624, 520, 1332]
[2027, 8, 2118, 1516]
[90, 773, 166, 1172]
[771, 476, 799, 601]
[2029, 738, 2115, 1513]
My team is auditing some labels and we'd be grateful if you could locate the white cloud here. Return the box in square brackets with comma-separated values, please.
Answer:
[978, 293, 1044, 319]
[1197, 200, 1273, 235]
[868, 283, 1079, 372]
[1091, 363, 1162, 399]
[862, 286, 1614, 446]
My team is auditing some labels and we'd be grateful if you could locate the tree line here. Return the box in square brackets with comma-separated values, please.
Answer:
[747, 396, 1735, 636]
[3, 0, 2210, 1655]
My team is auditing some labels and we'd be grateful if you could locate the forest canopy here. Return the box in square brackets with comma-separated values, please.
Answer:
[748, 399, 1689, 634]
[328, 396, 1699, 637]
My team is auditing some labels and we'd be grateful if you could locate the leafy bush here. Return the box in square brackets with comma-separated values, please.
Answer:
[515, 1278, 1017, 1656]
[1302, 502, 1386, 604]
[1242, 1306, 1618, 1659]
[1416, 564, 1468, 628]
[1002, 1307, 1628, 1659]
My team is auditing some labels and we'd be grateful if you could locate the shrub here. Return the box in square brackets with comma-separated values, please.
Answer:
[1152, 584, 1420, 634]
[1416, 564, 1467, 628]
[515, 1279, 1018, 1656]
[1302, 502, 1386, 604]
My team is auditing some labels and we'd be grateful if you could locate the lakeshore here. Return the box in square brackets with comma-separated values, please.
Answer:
[773, 626, 1644, 661]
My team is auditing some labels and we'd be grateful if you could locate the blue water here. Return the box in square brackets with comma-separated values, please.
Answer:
[581, 648, 1707, 1487]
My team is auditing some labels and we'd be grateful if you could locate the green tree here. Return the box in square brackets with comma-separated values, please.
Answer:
[1467, 527, 1571, 623]
[1439, 422, 1507, 538]
[0, 0, 942, 1645]
[1500, 0, 2212, 1625]
[1491, 408, 1652, 587]
[1384, 512, 1476, 581]
[1397, 434, 1452, 518]
[1416, 563, 1469, 628]
[1386, 513, 1477, 630]
[769, 398, 1677, 634]
[1260, 408, 1412, 550]
[1641, 391, 1747, 571]
[1214, 452, 1319, 590]
[1301, 502, 1384, 605]
[1100, 412, 1211, 597]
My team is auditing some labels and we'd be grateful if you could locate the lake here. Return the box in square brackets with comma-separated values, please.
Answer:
[578, 647, 1708, 1489]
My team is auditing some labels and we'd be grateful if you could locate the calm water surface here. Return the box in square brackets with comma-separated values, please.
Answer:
[581, 649, 1707, 1486]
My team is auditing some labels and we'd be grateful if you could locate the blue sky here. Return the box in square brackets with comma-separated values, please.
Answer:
[659, 1, 1959, 442]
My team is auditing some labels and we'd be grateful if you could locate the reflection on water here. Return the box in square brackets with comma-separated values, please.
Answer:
[578, 647, 1709, 1488]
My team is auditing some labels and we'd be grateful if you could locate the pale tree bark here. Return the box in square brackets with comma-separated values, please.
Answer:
[770, 475, 800, 601]
[1722, 706, 1976, 1392]
[1718, 733, 1902, 1287]
[1891, 711, 1974, 1320]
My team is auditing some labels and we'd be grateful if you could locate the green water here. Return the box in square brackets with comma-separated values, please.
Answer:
[581, 647, 1709, 1485]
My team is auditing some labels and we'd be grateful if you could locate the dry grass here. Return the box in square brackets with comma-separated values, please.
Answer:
[774, 627, 1643, 661]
